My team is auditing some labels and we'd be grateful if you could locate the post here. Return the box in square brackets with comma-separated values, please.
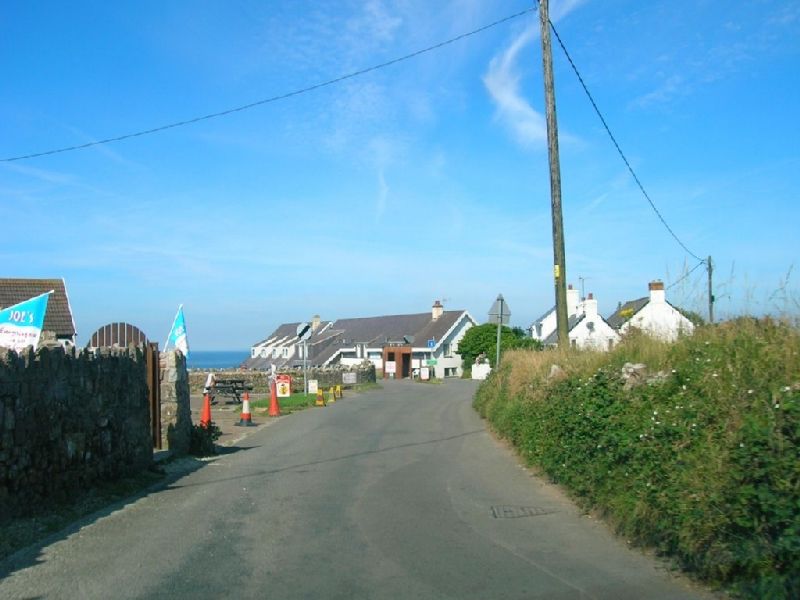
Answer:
[707, 256, 714, 323]
[303, 339, 308, 395]
[539, 0, 569, 347]
[495, 296, 503, 368]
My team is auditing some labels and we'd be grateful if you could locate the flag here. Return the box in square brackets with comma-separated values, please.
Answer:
[165, 304, 189, 357]
[0, 291, 52, 352]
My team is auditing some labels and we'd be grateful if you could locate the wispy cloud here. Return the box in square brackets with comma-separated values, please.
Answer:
[483, 0, 586, 148]
[483, 26, 547, 147]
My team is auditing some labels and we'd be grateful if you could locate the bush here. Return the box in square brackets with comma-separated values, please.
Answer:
[474, 318, 800, 598]
[189, 422, 222, 456]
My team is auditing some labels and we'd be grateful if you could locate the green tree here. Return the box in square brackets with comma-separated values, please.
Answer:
[459, 323, 541, 368]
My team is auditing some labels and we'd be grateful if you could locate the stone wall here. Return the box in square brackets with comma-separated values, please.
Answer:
[188, 363, 377, 394]
[159, 351, 192, 455]
[0, 346, 152, 521]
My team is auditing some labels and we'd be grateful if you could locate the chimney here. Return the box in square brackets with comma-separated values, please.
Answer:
[432, 300, 444, 321]
[567, 284, 580, 316]
[311, 314, 321, 331]
[648, 280, 666, 304]
[582, 292, 598, 317]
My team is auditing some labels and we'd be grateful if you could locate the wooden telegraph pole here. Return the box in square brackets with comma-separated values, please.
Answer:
[707, 256, 714, 323]
[539, 0, 568, 347]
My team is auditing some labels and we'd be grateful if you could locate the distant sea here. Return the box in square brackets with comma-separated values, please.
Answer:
[186, 350, 249, 370]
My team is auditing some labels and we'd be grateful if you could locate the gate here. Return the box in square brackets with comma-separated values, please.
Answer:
[145, 343, 162, 449]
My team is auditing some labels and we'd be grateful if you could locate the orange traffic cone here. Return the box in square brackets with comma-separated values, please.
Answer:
[268, 380, 281, 417]
[315, 388, 326, 407]
[236, 391, 255, 426]
[200, 393, 212, 428]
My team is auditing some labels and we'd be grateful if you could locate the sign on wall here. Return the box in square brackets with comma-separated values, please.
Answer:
[342, 372, 357, 385]
[0, 291, 51, 353]
[276, 374, 292, 397]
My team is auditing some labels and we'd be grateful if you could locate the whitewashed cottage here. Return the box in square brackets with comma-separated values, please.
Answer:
[607, 281, 694, 342]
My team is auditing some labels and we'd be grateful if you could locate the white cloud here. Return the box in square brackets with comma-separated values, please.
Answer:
[483, 0, 586, 148]
[483, 26, 547, 147]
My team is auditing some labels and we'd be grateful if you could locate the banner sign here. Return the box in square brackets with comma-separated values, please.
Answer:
[166, 305, 189, 357]
[276, 374, 292, 397]
[0, 291, 52, 352]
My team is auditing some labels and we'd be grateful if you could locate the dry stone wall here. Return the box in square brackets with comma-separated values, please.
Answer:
[0, 346, 152, 521]
[188, 363, 377, 393]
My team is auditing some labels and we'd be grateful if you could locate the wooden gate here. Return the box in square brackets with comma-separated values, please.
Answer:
[145, 343, 162, 449]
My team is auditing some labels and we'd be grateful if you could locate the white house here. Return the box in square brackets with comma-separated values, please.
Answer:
[530, 284, 580, 342]
[607, 280, 694, 342]
[244, 301, 478, 379]
[543, 293, 620, 351]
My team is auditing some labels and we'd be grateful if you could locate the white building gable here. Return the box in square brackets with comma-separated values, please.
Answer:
[612, 281, 694, 342]
[530, 285, 580, 342]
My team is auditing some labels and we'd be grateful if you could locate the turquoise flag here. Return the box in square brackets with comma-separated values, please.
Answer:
[0, 291, 52, 352]
[165, 305, 189, 357]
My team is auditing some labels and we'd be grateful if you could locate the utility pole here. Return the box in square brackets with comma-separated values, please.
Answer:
[539, 0, 569, 348]
[707, 255, 714, 323]
[495, 296, 504, 368]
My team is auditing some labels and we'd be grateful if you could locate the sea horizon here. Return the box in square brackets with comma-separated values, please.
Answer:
[186, 350, 249, 370]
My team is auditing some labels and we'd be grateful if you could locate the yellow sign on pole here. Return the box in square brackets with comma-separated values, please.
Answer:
[554, 264, 561, 279]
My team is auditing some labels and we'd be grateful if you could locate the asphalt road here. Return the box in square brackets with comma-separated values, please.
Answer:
[0, 380, 712, 599]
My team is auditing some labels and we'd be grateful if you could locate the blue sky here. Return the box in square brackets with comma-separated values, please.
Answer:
[2, 0, 798, 350]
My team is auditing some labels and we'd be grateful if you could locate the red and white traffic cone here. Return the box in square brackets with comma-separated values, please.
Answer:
[236, 391, 255, 427]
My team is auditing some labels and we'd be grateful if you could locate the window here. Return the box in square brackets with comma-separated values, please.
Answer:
[273, 348, 279, 358]
[443, 343, 453, 358]
[283, 347, 289, 358]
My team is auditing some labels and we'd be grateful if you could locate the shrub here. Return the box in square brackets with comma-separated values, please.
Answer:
[474, 318, 800, 598]
[189, 422, 222, 456]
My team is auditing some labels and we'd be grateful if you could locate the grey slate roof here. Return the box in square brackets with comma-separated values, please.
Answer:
[543, 314, 585, 345]
[0, 278, 76, 339]
[606, 297, 649, 330]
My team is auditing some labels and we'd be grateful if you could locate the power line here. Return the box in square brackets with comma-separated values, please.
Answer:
[667, 259, 706, 290]
[1, 7, 534, 163]
[546, 18, 704, 263]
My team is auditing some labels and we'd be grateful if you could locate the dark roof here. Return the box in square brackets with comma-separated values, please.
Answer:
[244, 310, 473, 369]
[543, 314, 585, 345]
[606, 297, 649, 330]
[0, 278, 76, 338]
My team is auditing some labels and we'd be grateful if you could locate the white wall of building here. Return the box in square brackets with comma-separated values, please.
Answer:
[570, 296, 620, 351]
[621, 284, 694, 342]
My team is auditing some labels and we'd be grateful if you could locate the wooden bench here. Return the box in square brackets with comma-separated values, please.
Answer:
[210, 378, 253, 405]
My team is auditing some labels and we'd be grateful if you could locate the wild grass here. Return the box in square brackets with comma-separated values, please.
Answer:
[474, 318, 800, 598]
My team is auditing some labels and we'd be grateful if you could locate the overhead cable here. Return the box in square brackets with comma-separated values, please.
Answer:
[546, 18, 704, 263]
[1, 7, 534, 163]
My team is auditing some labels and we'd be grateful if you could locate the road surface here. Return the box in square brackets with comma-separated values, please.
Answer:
[0, 380, 712, 599]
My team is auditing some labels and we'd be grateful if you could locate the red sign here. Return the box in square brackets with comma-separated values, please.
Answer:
[276, 374, 292, 398]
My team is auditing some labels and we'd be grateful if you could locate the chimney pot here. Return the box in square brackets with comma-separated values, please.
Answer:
[432, 300, 444, 321]
[648, 280, 665, 291]
[588, 292, 594, 300]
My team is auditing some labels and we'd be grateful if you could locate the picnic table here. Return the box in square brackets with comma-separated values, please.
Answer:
[210, 378, 253, 405]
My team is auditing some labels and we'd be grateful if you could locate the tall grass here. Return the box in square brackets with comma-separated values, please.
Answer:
[474, 318, 800, 598]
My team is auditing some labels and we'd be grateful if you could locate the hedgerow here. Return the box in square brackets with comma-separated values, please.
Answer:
[474, 318, 800, 598]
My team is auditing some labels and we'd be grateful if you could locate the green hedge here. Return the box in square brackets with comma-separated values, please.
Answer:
[474, 319, 800, 598]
